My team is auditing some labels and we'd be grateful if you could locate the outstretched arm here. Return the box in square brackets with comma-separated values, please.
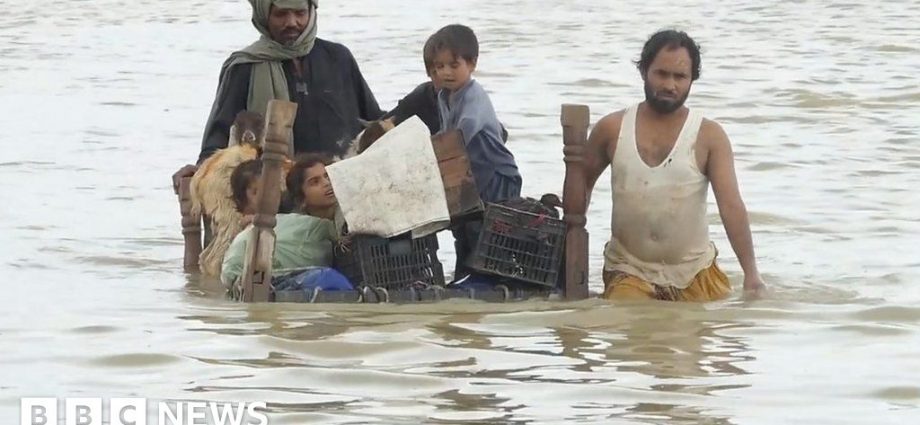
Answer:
[706, 121, 766, 297]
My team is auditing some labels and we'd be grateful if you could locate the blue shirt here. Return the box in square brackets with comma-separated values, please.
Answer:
[438, 79, 520, 198]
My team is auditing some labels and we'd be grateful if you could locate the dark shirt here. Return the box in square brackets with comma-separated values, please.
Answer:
[384, 82, 441, 134]
[199, 38, 383, 163]
[387, 81, 511, 142]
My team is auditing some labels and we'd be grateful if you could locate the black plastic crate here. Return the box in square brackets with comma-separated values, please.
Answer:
[334, 233, 445, 289]
[469, 203, 566, 287]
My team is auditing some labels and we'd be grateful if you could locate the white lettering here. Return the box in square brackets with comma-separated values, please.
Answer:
[209, 402, 247, 425]
[186, 402, 208, 425]
[21, 398, 270, 425]
[158, 402, 182, 425]
[246, 402, 269, 425]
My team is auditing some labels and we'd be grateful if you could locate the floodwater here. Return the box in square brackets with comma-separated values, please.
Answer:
[1, 0, 919, 423]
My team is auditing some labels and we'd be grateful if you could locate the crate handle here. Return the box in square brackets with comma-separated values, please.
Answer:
[361, 286, 378, 303]
[375, 287, 390, 303]
[309, 287, 323, 303]
[496, 284, 511, 302]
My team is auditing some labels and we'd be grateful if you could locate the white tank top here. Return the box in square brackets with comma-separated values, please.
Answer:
[603, 103, 716, 289]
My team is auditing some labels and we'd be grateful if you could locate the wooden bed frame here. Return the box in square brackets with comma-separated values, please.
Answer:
[177, 100, 592, 302]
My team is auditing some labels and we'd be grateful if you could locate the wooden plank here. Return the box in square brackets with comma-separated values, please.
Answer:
[561, 104, 590, 301]
[431, 131, 482, 218]
[178, 176, 202, 272]
[239, 100, 297, 303]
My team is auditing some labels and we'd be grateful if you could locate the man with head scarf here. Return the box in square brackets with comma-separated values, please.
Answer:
[173, 0, 383, 189]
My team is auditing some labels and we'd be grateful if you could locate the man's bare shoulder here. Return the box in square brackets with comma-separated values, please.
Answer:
[591, 109, 628, 149]
[698, 117, 733, 151]
[700, 118, 729, 141]
[592, 109, 629, 158]
[695, 118, 734, 174]
[595, 109, 627, 134]
[584, 109, 627, 175]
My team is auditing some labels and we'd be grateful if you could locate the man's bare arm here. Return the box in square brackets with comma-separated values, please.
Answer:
[705, 121, 766, 294]
[583, 112, 621, 207]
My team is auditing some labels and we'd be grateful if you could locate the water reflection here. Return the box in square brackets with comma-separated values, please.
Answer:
[603, 307, 754, 380]
[173, 300, 756, 422]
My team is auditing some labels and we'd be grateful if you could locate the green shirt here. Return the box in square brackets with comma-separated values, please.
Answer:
[221, 213, 337, 286]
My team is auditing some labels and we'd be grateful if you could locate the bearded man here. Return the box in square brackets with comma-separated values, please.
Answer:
[583, 30, 767, 302]
[173, 0, 382, 190]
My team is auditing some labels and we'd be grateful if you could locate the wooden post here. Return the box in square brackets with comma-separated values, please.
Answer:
[561, 104, 590, 300]
[239, 100, 298, 302]
[178, 176, 201, 272]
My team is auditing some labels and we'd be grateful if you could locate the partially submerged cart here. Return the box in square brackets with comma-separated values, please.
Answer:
[177, 101, 592, 304]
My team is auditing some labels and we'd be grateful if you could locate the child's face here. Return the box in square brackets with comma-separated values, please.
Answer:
[427, 67, 443, 91]
[244, 179, 260, 215]
[432, 49, 476, 92]
[300, 163, 337, 211]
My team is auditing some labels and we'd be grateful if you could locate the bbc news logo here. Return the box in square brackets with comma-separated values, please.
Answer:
[21, 398, 269, 425]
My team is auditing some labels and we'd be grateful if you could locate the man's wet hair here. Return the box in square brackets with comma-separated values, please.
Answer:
[230, 159, 263, 213]
[286, 153, 333, 209]
[635, 29, 702, 81]
[427, 24, 479, 64]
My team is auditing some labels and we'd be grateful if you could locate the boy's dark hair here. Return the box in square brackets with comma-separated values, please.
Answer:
[428, 24, 479, 64]
[230, 159, 263, 213]
[635, 29, 702, 81]
[422, 34, 437, 74]
[285, 153, 333, 208]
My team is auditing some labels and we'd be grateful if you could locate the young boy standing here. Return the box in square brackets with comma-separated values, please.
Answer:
[428, 24, 522, 279]
[385, 31, 509, 141]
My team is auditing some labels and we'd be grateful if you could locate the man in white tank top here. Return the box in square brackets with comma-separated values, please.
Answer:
[584, 30, 767, 301]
